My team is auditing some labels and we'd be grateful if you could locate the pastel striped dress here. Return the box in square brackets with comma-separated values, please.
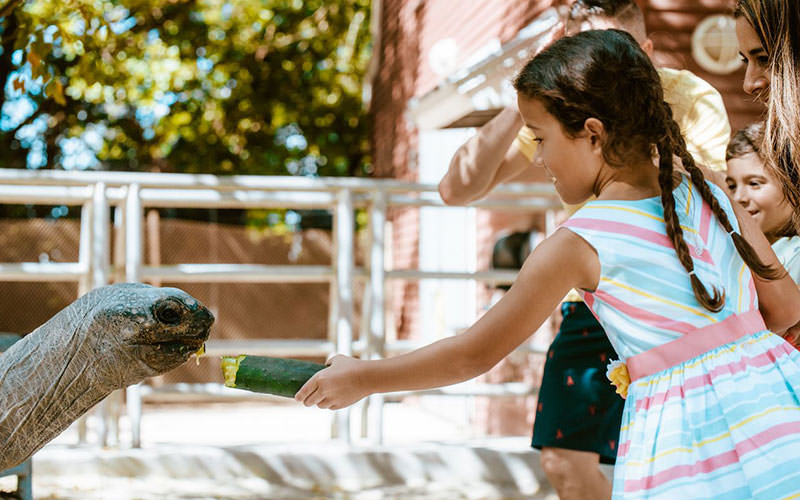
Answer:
[562, 175, 800, 499]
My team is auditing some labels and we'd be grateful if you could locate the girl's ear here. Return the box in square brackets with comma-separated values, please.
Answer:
[641, 38, 655, 59]
[584, 118, 605, 152]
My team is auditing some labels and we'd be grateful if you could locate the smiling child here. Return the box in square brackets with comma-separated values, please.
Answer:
[726, 122, 800, 283]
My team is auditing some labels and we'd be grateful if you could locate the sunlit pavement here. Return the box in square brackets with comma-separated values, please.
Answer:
[23, 402, 569, 500]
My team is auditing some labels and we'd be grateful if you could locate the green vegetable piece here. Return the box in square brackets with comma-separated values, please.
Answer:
[222, 355, 326, 398]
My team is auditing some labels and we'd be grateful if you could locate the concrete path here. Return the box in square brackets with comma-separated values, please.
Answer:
[21, 402, 567, 499]
[32, 440, 557, 500]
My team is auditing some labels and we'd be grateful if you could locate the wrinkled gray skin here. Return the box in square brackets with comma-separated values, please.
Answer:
[0, 283, 213, 469]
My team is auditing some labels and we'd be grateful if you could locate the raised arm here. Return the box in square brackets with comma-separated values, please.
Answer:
[681, 79, 731, 173]
[295, 228, 599, 409]
[438, 106, 535, 205]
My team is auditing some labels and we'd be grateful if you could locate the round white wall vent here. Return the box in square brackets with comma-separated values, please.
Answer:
[691, 15, 743, 75]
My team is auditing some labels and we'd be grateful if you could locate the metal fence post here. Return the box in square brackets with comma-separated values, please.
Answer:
[124, 184, 144, 448]
[328, 197, 340, 440]
[366, 191, 387, 443]
[91, 183, 111, 446]
[358, 278, 372, 440]
[91, 182, 110, 289]
[78, 200, 93, 296]
[333, 188, 355, 442]
[76, 199, 93, 444]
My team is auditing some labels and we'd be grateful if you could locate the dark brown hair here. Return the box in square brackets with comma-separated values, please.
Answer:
[735, 0, 800, 230]
[726, 122, 764, 161]
[513, 29, 781, 312]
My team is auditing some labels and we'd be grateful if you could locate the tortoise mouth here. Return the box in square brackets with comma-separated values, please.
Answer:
[133, 309, 213, 356]
[136, 337, 208, 371]
[147, 339, 205, 355]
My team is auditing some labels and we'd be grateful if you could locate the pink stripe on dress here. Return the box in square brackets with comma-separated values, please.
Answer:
[627, 310, 766, 381]
[592, 289, 697, 334]
[632, 340, 794, 412]
[623, 420, 800, 493]
[699, 201, 712, 241]
[617, 440, 630, 458]
[564, 218, 715, 265]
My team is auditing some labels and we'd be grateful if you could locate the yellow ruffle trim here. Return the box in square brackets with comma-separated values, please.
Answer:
[606, 360, 630, 399]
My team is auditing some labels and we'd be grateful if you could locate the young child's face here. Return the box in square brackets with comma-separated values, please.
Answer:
[517, 95, 599, 205]
[726, 152, 793, 240]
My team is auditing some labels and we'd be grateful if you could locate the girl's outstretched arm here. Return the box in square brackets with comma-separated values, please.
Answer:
[295, 228, 599, 410]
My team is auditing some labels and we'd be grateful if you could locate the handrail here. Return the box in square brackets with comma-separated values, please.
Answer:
[0, 168, 558, 198]
[0, 169, 556, 447]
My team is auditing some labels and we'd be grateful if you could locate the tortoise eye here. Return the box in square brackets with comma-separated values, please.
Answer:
[154, 298, 184, 325]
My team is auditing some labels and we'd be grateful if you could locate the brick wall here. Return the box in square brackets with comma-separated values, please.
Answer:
[642, 0, 763, 130]
[388, 206, 420, 339]
[371, 0, 555, 339]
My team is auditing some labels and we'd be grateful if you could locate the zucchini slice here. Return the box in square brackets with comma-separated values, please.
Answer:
[221, 355, 326, 398]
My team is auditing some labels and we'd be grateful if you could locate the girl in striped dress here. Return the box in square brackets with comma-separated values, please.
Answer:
[296, 30, 800, 499]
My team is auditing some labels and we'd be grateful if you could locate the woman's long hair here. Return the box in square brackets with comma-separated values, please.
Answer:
[513, 29, 780, 312]
[735, 0, 800, 230]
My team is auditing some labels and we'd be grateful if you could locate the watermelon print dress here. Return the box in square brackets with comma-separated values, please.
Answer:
[562, 175, 800, 500]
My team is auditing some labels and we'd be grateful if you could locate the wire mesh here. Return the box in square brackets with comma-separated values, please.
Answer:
[141, 214, 364, 385]
[0, 207, 83, 334]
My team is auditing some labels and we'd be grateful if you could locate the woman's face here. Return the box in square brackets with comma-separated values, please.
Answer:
[736, 17, 770, 100]
[726, 152, 793, 241]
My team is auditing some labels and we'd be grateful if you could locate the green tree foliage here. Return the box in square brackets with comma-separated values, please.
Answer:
[0, 0, 372, 176]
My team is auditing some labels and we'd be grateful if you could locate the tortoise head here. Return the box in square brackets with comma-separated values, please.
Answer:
[78, 283, 214, 376]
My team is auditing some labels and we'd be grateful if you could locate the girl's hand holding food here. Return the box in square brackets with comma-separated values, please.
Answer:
[294, 354, 370, 410]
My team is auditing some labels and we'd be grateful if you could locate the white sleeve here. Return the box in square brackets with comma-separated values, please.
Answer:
[783, 248, 800, 285]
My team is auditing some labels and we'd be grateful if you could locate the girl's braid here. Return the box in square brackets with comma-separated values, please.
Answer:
[661, 102, 783, 281]
[655, 101, 724, 311]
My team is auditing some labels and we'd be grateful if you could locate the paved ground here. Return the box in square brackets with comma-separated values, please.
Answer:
[30, 441, 557, 500]
[4, 401, 579, 500]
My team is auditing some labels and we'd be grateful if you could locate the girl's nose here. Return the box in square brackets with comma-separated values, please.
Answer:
[733, 189, 749, 207]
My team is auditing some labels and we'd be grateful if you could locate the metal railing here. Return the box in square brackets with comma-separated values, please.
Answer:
[0, 168, 561, 446]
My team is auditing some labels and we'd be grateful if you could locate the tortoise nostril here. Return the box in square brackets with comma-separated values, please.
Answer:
[198, 307, 214, 324]
[154, 299, 184, 325]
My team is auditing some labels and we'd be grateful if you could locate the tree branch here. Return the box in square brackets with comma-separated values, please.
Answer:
[0, 0, 25, 19]
[0, 12, 19, 106]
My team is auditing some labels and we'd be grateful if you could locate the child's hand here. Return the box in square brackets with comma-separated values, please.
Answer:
[294, 354, 369, 410]
[782, 321, 800, 350]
